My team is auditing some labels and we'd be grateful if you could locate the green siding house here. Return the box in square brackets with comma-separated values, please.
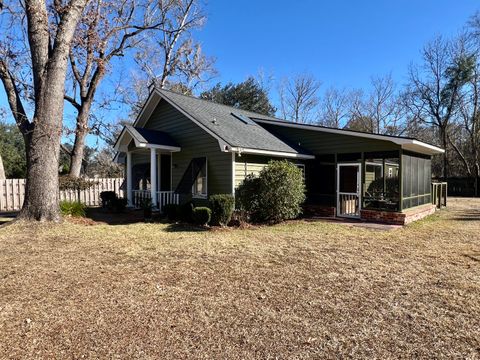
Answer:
[114, 88, 444, 224]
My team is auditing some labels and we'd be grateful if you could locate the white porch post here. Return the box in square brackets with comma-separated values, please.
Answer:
[150, 148, 158, 208]
[126, 151, 133, 206]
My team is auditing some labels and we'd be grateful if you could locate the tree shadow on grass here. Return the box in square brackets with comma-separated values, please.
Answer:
[84, 207, 151, 225]
[452, 209, 480, 221]
[83, 208, 208, 232]
[0, 212, 17, 226]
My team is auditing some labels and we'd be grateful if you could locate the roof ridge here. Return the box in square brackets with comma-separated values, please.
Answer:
[155, 87, 280, 120]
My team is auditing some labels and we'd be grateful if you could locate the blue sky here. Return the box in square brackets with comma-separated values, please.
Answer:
[196, 0, 479, 93]
[1, 0, 479, 147]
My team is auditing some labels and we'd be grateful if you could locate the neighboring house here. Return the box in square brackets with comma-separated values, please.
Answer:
[114, 88, 444, 224]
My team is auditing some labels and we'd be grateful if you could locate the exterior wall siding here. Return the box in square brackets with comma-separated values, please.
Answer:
[234, 154, 305, 188]
[132, 99, 233, 197]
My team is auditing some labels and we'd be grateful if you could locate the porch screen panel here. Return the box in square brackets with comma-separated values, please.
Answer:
[305, 158, 335, 206]
[402, 152, 432, 209]
[363, 152, 400, 212]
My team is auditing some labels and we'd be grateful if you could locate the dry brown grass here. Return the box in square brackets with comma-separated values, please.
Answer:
[0, 198, 479, 359]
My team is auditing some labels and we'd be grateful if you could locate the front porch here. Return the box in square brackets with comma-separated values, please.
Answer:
[114, 125, 182, 211]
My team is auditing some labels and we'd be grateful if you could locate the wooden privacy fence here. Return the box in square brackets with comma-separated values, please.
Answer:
[0, 178, 124, 212]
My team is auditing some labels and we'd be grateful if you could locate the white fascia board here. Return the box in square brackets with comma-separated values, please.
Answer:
[229, 147, 315, 160]
[137, 143, 181, 152]
[132, 91, 161, 127]
[404, 140, 445, 155]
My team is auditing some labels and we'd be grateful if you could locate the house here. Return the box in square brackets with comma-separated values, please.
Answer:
[114, 88, 444, 225]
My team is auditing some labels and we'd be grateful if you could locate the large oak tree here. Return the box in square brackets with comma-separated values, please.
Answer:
[0, 0, 89, 221]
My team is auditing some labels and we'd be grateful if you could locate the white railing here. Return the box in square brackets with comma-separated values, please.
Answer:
[338, 193, 360, 217]
[132, 190, 179, 212]
[157, 191, 180, 211]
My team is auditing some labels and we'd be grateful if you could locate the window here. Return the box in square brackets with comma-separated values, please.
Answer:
[231, 112, 256, 125]
[388, 167, 393, 178]
[192, 159, 207, 198]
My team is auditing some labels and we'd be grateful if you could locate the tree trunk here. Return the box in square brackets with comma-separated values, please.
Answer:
[69, 105, 91, 177]
[19, 119, 61, 221]
[0, 154, 5, 180]
[18, 70, 67, 222]
[440, 126, 448, 180]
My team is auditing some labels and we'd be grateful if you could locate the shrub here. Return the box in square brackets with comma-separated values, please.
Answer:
[236, 174, 261, 212]
[111, 197, 127, 213]
[140, 198, 153, 220]
[180, 201, 194, 222]
[100, 191, 117, 208]
[192, 207, 211, 226]
[236, 160, 305, 223]
[209, 194, 235, 226]
[60, 200, 86, 217]
[163, 204, 180, 221]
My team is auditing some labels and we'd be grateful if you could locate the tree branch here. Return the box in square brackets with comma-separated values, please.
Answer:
[64, 94, 82, 111]
[0, 59, 31, 134]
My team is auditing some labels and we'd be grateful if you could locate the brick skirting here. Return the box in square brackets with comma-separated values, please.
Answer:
[303, 203, 437, 225]
[360, 204, 437, 225]
[303, 205, 336, 217]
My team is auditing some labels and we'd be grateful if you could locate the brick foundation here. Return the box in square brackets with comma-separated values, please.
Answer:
[360, 204, 437, 225]
[303, 205, 336, 217]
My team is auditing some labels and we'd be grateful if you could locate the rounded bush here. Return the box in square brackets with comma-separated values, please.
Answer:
[192, 207, 212, 226]
[236, 160, 305, 223]
[209, 194, 235, 226]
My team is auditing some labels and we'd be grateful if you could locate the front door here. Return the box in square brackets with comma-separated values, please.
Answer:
[337, 163, 361, 218]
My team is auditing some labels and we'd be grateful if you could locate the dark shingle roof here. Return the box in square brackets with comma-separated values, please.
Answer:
[157, 89, 310, 155]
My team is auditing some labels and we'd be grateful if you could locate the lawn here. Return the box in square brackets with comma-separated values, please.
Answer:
[0, 198, 479, 359]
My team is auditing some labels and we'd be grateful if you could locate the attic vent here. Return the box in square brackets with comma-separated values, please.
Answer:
[232, 112, 256, 125]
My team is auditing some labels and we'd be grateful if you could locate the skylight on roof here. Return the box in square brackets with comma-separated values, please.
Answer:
[232, 112, 256, 125]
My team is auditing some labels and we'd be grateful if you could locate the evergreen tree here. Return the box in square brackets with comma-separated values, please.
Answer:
[201, 77, 276, 116]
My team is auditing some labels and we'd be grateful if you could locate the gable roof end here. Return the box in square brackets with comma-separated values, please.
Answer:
[114, 125, 181, 152]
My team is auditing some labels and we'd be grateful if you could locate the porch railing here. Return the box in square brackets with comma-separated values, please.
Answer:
[132, 190, 180, 212]
[431, 182, 447, 209]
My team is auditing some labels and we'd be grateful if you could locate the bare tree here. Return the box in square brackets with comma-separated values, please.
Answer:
[344, 74, 404, 134]
[404, 36, 471, 178]
[278, 73, 320, 123]
[0, 0, 88, 221]
[65, 0, 200, 177]
[318, 87, 351, 128]
[128, 0, 215, 110]
[367, 74, 404, 134]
